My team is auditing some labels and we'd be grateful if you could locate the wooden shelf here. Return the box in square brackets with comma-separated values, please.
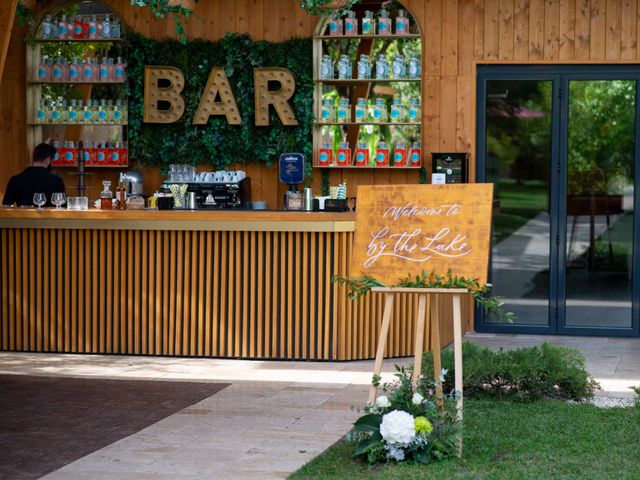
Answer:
[314, 34, 420, 40]
[317, 121, 420, 126]
[36, 38, 123, 42]
[52, 164, 127, 168]
[29, 122, 128, 126]
[315, 78, 420, 83]
[314, 165, 422, 169]
[28, 80, 126, 85]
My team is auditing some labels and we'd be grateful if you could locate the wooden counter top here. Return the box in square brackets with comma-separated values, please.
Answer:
[0, 208, 356, 232]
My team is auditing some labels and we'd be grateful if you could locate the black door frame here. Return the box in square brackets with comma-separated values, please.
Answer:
[476, 64, 640, 337]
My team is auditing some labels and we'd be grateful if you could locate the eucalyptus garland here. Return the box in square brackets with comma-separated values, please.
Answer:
[332, 270, 516, 323]
[125, 33, 314, 169]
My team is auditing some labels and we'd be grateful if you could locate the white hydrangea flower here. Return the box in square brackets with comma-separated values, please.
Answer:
[379, 410, 416, 445]
[439, 368, 448, 382]
[411, 392, 424, 405]
[375, 395, 391, 408]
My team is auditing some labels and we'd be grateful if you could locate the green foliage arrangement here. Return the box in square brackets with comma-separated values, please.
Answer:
[125, 33, 314, 169]
[332, 269, 516, 323]
[348, 366, 461, 464]
[422, 342, 600, 402]
[129, 0, 197, 44]
[296, 0, 360, 17]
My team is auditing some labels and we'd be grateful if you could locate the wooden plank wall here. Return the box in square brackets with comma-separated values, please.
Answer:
[0, 226, 466, 359]
[3, 0, 640, 205]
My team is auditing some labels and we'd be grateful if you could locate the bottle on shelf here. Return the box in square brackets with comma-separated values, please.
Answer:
[408, 97, 421, 122]
[361, 10, 375, 35]
[115, 57, 127, 82]
[42, 15, 53, 39]
[68, 99, 78, 123]
[375, 141, 390, 166]
[37, 57, 50, 81]
[390, 98, 405, 122]
[98, 99, 109, 123]
[337, 54, 352, 79]
[320, 55, 334, 79]
[52, 58, 69, 82]
[88, 15, 98, 39]
[378, 9, 391, 35]
[319, 143, 333, 166]
[111, 17, 121, 39]
[99, 57, 110, 82]
[336, 142, 351, 166]
[344, 11, 357, 36]
[375, 54, 388, 79]
[115, 174, 127, 210]
[57, 15, 69, 39]
[408, 56, 421, 79]
[409, 141, 421, 166]
[101, 15, 112, 40]
[393, 142, 407, 166]
[82, 100, 93, 123]
[371, 97, 387, 122]
[354, 141, 370, 166]
[100, 181, 113, 209]
[355, 98, 368, 123]
[321, 98, 334, 122]
[357, 54, 371, 79]
[73, 16, 84, 39]
[396, 9, 410, 35]
[337, 97, 351, 123]
[82, 57, 97, 82]
[328, 15, 343, 36]
[36, 99, 46, 123]
[392, 55, 406, 79]
[68, 57, 80, 81]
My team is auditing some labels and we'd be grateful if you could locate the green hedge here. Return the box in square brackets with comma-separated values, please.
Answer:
[422, 342, 600, 401]
[125, 33, 314, 169]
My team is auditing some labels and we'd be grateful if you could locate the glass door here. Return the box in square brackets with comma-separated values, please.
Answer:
[477, 66, 640, 337]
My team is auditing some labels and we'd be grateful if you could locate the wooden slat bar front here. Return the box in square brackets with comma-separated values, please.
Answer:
[0, 209, 469, 360]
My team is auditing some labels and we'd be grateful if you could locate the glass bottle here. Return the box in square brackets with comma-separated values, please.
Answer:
[111, 17, 121, 39]
[82, 100, 93, 123]
[68, 99, 78, 123]
[320, 54, 334, 79]
[37, 57, 50, 81]
[354, 141, 370, 166]
[106, 99, 114, 124]
[390, 98, 405, 122]
[396, 9, 410, 35]
[115, 57, 127, 82]
[355, 98, 368, 123]
[408, 97, 421, 122]
[88, 15, 98, 39]
[409, 141, 422, 166]
[68, 57, 80, 82]
[321, 98, 334, 122]
[375, 141, 389, 166]
[42, 15, 53, 39]
[344, 10, 357, 36]
[337, 54, 352, 79]
[319, 142, 333, 165]
[115, 176, 127, 210]
[83, 57, 96, 82]
[357, 54, 371, 79]
[375, 54, 388, 79]
[361, 10, 375, 35]
[101, 15, 111, 40]
[98, 99, 109, 123]
[73, 15, 85, 39]
[371, 97, 387, 122]
[99, 57, 109, 82]
[328, 15, 343, 36]
[336, 141, 351, 165]
[46, 100, 55, 124]
[408, 56, 421, 79]
[378, 9, 391, 35]
[59, 99, 68, 123]
[57, 15, 69, 39]
[36, 99, 46, 123]
[337, 97, 351, 123]
[100, 181, 113, 210]
[393, 142, 407, 166]
[392, 55, 406, 79]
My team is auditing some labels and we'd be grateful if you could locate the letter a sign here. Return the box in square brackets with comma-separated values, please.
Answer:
[351, 184, 494, 285]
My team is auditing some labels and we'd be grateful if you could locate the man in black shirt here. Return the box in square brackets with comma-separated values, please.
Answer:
[2, 143, 65, 207]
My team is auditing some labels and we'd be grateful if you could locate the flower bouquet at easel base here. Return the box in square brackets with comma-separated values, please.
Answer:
[347, 366, 461, 464]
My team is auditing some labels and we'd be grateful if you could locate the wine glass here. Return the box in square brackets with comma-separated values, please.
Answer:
[33, 192, 46, 209]
[51, 192, 66, 209]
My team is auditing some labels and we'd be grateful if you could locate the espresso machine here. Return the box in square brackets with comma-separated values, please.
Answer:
[162, 168, 251, 209]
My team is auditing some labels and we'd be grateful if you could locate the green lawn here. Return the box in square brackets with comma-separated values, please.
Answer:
[290, 400, 640, 479]
[494, 179, 548, 244]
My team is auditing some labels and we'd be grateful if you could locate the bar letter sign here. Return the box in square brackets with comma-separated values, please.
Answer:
[351, 184, 494, 285]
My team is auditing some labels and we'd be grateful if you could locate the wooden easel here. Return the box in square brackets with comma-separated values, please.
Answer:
[367, 287, 467, 425]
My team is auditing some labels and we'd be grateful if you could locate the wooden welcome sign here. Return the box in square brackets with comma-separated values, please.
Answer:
[351, 184, 494, 285]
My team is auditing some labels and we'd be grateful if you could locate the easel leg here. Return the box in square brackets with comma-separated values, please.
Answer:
[452, 293, 464, 456]
[430, 294, 442, 399]
[368, 292, 395, 404]
[411, 294, 428, 388]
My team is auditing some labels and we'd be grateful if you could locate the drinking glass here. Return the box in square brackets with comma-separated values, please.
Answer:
[51, 192, 66, 209]
[33, 192, 46, 209]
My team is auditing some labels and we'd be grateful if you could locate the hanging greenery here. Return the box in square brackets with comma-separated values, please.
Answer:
[125, 33, 314, 169]
[129, 0, 197, 44]
[296, 0, 360, 17]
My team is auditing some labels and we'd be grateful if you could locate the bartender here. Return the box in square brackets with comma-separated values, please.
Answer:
[2, 143, 65, 207]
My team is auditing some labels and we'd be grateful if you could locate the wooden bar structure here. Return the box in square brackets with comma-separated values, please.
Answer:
[0, 209, 470, 360]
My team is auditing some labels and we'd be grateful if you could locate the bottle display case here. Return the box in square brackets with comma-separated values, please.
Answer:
[313, 2, 422, 169]
[26, 2, 128, 168]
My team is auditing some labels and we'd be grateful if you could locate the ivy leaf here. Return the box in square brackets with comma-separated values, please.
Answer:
[353, 414, 382, 433]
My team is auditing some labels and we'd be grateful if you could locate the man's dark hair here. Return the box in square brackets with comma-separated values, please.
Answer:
[33, 143, 57, 164]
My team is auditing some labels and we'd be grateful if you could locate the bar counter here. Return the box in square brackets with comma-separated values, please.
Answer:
[0, 209, 468, 360]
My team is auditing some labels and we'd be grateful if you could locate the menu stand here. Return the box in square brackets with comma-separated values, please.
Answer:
[367, 286, 467, 455]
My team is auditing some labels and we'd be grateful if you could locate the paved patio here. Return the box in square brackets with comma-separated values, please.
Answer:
[1, 333, 638, 479]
